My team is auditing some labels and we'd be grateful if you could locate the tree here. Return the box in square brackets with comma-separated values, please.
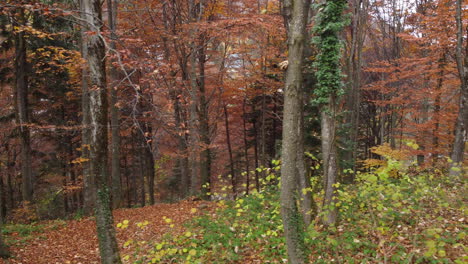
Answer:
[12, 6, 33, 203]
[313, 0, 347, 226]
[107, 0, 123, 209]
[451, 0, 467, 176]
[280, 0, 311, 262]
[80, 0, 122, 262]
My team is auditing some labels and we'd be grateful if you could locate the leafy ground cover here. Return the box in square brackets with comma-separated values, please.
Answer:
[0, 160, 466, 264]
[0, 200, 214, 264]
[129, 161, 466, 264]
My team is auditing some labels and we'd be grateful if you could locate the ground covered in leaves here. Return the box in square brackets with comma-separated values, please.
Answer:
[0, 160, 466, 264]
[0, 200, 214, 264]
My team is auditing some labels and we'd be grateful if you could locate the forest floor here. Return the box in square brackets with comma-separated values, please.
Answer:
[0, 200, 215, 264]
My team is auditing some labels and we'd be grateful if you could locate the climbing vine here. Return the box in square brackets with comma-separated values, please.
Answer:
[312, 0, 349, 104]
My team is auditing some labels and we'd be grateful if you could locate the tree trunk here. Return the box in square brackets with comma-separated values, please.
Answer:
[343, 0, 366, 181]
[146, 146, 155, 205]
[253, 117, 260, 191]
[321, 103, 338, 226]
[139, 140, 146, 207]
[13, 8, 33, 203]
[280, 0, 311, 262]
[243, 99, 251, 195]
[80, 0, 94, 215]
[107, 0, 122, 209]
[81, 0, 122, 262]
[297, 104, 315, 227]
[198, 39, 211, 199]
[451, 0, 467, 176]
[188, 0, 200, 196]
[224, 105, 237, 199]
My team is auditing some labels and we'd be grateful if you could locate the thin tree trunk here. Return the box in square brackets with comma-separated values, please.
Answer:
[451, 0, 467, 176]
[146, 146, 155, 205]
[297, 103, 315, 227]
[321, 102, 338, 226]
[253, 117, 260, 190]
[224, 105, 237, 199]
[280, 0, 311, 261]
[80, 0, 94, 215]
[243, 99, 251, 195]
[188, 0, 200, 195]
[139, 140, 146, 207]
[107, 0, 122, 209]
[198, 38, 211, 198]
[13, 8, 33, 203]
[81, 0, 121, 262]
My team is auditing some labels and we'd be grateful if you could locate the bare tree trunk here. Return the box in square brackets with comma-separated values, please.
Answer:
[80, 0, 94, 215]
[175, 97, 190, 197]
[188, 29, 200, 195]
[243, 99, 251, 195]
[297, 104, 315, 227]
[81, 0, 122, 262]
[13, 8, 33, 203]
[198, 38, 211, 198]
[107, 0, 122, 209]
[253, 117, 260, 190]
[321, 101, 338, 226]
[343, 0, 367, 181]
[280, 0, 311, 261]
[146, 146, 155, 205]
[139, 140, 146, 207]
[451, 0, 467, 176]
[224, 105, 237, 198]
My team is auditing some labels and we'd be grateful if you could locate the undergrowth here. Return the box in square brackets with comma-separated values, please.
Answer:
[123, 156, 466, 264]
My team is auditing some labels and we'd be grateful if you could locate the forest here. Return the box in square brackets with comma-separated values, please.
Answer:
[0, 0, 466, 263]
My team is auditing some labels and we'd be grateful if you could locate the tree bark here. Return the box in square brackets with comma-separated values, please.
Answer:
[451, 0, 467, 176]
[224, 105, 237, 198]
[198, 37, 211, 198]
[81, 0, 122, 262]
[13, 8, 33, 203]
[321, 102, 338, 226]
[107, 0, 122, 209]
[343, 0, 367, 181]
[280, 0, 311, 262]
[80, 0, 94, 215]
[243, 99, 251, 195]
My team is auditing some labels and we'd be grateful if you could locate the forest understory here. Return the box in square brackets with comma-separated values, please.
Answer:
[0, 0, 467, 263]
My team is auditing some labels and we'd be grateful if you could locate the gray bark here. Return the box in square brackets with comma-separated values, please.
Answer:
[80, 0, 95, 215]
[297, 105, 315, 227]
[81, 0, 122, 262]
[280, 0, 311, 262]
[321, 102, 338, 226]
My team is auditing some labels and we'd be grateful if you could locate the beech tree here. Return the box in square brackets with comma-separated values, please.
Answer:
[280, 0, 311, 262]
[313, 0, 347, 226]
[80, 0, 121, 262]
[12, 5, 33, 203]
